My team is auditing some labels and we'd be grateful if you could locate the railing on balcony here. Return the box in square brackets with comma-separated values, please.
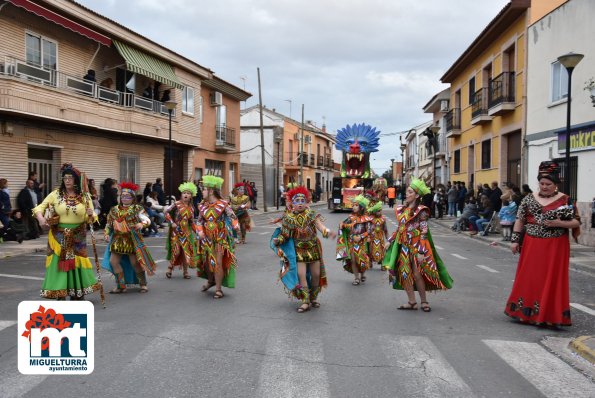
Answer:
[488, 71, 515, 108]
[309, 154, 315, 166]
[215, 125, 235, 148]
[317, 155, 324, 167]
[445, 108, 461, 132]
[0, 55, 176, 117]
[471, 88, 489, 119]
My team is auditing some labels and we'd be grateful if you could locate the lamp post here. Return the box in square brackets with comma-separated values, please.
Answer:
[557, 52, 584, 199]
[400, 136, 406, 204]
[164, 100, 177, 206]
[390, 158, 395, 185]
[274, 128, 283, 210]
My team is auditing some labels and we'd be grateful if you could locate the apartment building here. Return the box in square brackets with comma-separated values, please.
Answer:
[422, 88, 450, 187]
[0, 0, 248, 204]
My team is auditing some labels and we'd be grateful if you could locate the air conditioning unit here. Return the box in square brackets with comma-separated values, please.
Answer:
[440, 100, 449, 112]
[304, 136, 312, 144]
[293, 133, 300, 140]
[210, 91, 223, 106]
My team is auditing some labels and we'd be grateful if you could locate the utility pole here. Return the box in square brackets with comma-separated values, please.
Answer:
[257, 67, 267, 212]
[299, 104, 304, 186]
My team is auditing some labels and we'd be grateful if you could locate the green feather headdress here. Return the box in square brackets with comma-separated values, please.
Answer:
[202, 175, 224, 189]
[367, 201, 383, 214]
[410, 178, 430, 196]
[178, 181, 198, 196]
[353, 194, 369, 208]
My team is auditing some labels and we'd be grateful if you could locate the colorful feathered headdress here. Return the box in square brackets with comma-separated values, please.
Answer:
[202, 175, 224, 189]
[287, 186, 311, 203]
[367, 201, 383, 214]
[119, 182, 139, 195]
[178, 181, 198, 196]
[409, 178, 430, 196]
[353, 194, 369, 208]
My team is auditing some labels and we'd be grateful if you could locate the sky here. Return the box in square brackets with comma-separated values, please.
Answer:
[77, 0, 510, 174]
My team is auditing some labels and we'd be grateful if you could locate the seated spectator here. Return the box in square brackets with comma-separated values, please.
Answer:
[143, 202, 161, 237]
[160, 89, 171, 103]
[142, 83, 153, 99]
[146, 191, 166, 226]
[498, 199, 517, 241]
[452, 198, 479, 232]
[10, 210, 32, 241]
[83, 69, 96, 82]
[469, 197, 494, 236]
[99, 77, 114, 89]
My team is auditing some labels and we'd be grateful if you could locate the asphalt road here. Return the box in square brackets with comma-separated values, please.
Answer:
[0, 207, 593, 397]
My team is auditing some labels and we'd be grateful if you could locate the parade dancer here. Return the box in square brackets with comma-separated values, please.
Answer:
[102, 182, 156, 293]
[33, 164, 102, 300]
[229, 182, 252, 244]
[165, 182, 200, 279]
[336, 195, 373, 285]
[271, 186, 336, 313]
[383, 179, 453, 312]
[196, 175, 240, 299]
[367, 199, 389, 269]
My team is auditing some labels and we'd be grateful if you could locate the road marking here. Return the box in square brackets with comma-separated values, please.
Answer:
[382, 335, 473, 397]
[475, 265, 499, 273]
[451, 253, 468, 260]
[155, 259, 167, 263]
[259, 232, 271, 235]
[570, 303, 595, 316]
[28, 254, 47, 257]
[483, 339, 594, 398]
[0, 320, 16, 332]
[0, 273, 44, 281]
[434, 245, 444, 250]
[257, 330, 330, 398]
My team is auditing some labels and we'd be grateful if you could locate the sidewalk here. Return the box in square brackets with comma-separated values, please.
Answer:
[429, 214, 595, 367]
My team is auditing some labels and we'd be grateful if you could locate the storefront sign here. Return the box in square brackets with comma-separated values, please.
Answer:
[557, 123, 595, 152]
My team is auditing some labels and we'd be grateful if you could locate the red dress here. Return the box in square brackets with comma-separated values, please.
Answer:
[504, 194, 576, 326]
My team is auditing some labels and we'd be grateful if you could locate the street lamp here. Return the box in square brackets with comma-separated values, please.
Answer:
[164, 100, 177, 206]
[400, 136, 406, 203]
[557, 52, 584, 198]
[274, 128, 283, 210]
[390, 158, 395, 185]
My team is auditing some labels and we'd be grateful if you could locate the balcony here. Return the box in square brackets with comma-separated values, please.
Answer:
[309, 154, 316, 166]
[471, 88, 492, 125]
[215, 126, 236, 151]
[445, 108, 461, 137]
[325, 157, 334, 168]
[488, 71, 515, 116]
[0, 55, 183, 142]
[317, 155, 324, 167]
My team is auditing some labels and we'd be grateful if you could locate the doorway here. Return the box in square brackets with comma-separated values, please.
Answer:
[28, 147, 55, 197]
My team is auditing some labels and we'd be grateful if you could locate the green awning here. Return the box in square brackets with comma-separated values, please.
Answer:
[113, 40, 184, 90]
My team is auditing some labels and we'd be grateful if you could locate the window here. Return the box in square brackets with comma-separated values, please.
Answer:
[119, 153, 139, 183]
[26, 32, 57, 70]
[481, 139, 491, 169]
[205, 159, 224, 177]
[469, 77, 476, 105]
[551, 61, 569, 102]
[454, 150, 460, 173]
[216, 105, 227, 127]
[182, 87, 194, 115]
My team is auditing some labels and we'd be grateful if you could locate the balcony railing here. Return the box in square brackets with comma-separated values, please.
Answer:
[471, 88, 490, 120]
[0, 55, 176, 117]
[317, 155, 324, 167]
[309, 154, 315, 166]
[215, 125, 236, 149]
[445, 108, 461, 133]
[489, 72, 515, 107]
[325, 157, 333, 168]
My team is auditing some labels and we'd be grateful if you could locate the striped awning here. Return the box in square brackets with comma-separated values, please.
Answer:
[113, 40, 184, 90]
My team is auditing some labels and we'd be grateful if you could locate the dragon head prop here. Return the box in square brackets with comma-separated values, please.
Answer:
[335, 123, 380, 178]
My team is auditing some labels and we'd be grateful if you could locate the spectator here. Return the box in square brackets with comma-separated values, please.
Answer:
[500, 182, 514, 203]
[160, 89, 171, 103]
[99, 178, 118, 227]
[88, 178, 101, 216]
[153, 81, 162, 101]
[16, 179, 40, 239]
[387, 185, 396, 208]
[143, 182, 152, 203]
[29, 171, 45, 204]
[315, 182, 322, 203]
[521, 184, 533, 198]
[192, 180, 203, 214]
[498, 199, 517, 241]
[146, 191, 166, 226]
[433, 188, 445, 219]
[142, 83, 153, 99]
[489, 181, 503, 212]
[452, 198, 479, 232]
[0, 178, 11, 229]
[100, 77, 113, 89]
[482, 183, 492, 199]
[6, 209, 28, 242]
[446, 184, 458, 216]
[83, 69, 96, 82]
[469, 196, 494, 236]
[152, 178, 166, 206]
[457, 182, 467, 213]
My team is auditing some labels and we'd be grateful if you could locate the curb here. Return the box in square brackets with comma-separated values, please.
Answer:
[569, 336, 595, 365]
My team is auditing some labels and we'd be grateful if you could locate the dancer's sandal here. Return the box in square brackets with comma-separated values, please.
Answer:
[361, 275, 367, 282]
[183, 273, 191, 279]
[397, 302, 418, 310]
[421, 302, 432, 312]
[109, 287, 126, 294]
[213, 290, 224, 299]
[165, 267, 173, 279]
[297, 303, 310, 313]
[139, 286, 148, 293]
[311, 301, 321, 308]
[201, 281, 215, 292]
[352, 279, 360, 285]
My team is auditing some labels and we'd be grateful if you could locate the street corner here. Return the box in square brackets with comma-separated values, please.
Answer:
[570, 336, 595, 365]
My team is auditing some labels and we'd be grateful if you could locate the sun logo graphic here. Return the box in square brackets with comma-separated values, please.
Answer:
[18, 301, 94, 375]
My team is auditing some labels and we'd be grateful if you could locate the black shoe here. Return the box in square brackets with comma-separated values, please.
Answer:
[17, 237, 23, 244]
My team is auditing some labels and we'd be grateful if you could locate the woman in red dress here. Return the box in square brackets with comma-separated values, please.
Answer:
[505, 161, 581, 326]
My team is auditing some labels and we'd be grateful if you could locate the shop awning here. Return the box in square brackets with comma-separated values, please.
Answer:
[113, 40, 184, 90]
[7, 0, 111, 46]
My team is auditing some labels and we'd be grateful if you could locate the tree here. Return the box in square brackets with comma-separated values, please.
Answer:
[381, 169, 394, 186]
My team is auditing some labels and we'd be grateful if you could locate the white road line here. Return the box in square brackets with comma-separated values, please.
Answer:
[155, 259, 167, 263]
[0, 320, 16, 332]
[434, 245, 444, 250]
[451, 253, 468, 260]
[484, 339, 594, 398]
[475, 265, 499, 273]
[257, 330, 330, 398]
[382, 335, 473, 398]
[0, 273, 44, 281]
[570, 303, 595, 317]
[0, 371, 46, 398]
[259, 232, 270, 235]
[28, 254, 47, 257]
